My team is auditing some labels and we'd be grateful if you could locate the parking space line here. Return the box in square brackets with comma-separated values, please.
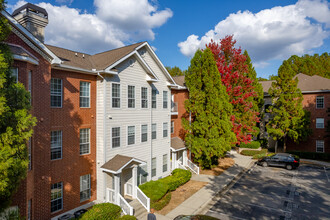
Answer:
[324, 167, 329, 182]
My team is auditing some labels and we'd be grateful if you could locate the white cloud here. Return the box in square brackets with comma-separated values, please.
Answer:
[178, 0, 330, 66]
[9, 0, 172, 54]
[55, 0, 74, 5]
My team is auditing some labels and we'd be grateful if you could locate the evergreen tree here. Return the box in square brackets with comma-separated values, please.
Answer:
[266, 60, 311, 152]
[0, 0, 36, 210]
[183, 49, 236, 169]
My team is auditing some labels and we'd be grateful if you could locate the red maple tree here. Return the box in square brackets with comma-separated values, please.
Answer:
[207, 35, 260, 145]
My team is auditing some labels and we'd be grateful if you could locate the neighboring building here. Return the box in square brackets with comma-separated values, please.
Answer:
[260, 73, 330, 153]
[2, 3, 177, 219]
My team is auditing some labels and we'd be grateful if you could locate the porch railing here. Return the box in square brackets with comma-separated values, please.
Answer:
[136, 187, 150, 212]
[118, 193, 134, 216]
[106, 188, 116, 203]
[187, 159, 200, 174]
[177, 161, 187, 170]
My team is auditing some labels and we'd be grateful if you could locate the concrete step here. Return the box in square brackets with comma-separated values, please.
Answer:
[129, 199, 148, 219]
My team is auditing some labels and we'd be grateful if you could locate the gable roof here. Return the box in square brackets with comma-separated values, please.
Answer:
[173, 76, 185, 87]
[171, 137, 186, 152]
[260, 73, 330, 95]
[100, 154, 145, 174]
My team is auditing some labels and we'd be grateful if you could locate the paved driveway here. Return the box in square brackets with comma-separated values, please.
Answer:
[206, 164, 330, 220]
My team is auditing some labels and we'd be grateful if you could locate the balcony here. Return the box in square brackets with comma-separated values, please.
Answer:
[171, 102, 178, 115]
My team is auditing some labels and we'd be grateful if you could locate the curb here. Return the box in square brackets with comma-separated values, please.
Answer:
[195, 160, 256, 215]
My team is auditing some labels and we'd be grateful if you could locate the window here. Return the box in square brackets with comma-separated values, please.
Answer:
[80, 82, 90, 108]
[127, 126, 135, 145]
[141, 125, 148, 142]
[138, 164, 148, 185]
[171, 121, 174, 134]
[80, 174, 91, 202]
[163, 154, 168, 172]
[163, 91, 168, 108]
[112, 83, 120, 108]
[51, 131, 62, 160]
[11, 68, 18, 83]
[141, 87, 148, 108]
[80, 128, 90, 155]
[152, 89, 157, 108]
[51, 78, 62, 107]
[316, 96, 324, 109]
[152, 123, 157, 140]
[28, 138, 32, 170]
[316, 118, 324, 129]
[316, 140, 324, 153]
[28, 71, 32, 103]
[152, 157, 156, 177]
[163, 122, 168, 138]
[51, 182, 63, 213]
[112, 127, 120, 148]
[128, 85, 135, 108]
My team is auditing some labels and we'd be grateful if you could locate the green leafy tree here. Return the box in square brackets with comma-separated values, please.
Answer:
[165, 66, 185, 77]
[266, 60, 311, 152]
[257, 77, 268, 81]
[0, 0, 36, 211]
[183, 49, 236, 169]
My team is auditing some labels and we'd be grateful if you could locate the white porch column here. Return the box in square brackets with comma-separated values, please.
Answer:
[114, 174, 120, 205]
[132, 165, 137, 199]
[183, 149, 187, 166]
[172, 151, 177, 169]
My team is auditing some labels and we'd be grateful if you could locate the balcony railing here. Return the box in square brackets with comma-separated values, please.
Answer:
[171, 102, 178, 115]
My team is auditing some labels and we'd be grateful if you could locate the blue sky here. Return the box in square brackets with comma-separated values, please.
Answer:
[6, 0, 330, 79]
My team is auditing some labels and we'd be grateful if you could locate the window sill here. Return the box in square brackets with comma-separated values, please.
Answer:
[51, 158, 63, 161]
[80, 153, 91, 156]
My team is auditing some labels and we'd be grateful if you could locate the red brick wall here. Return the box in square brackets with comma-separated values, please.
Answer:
[287, 92, 330, 153]
[171, 89, 189, 140]
[6, 30, 97, 220]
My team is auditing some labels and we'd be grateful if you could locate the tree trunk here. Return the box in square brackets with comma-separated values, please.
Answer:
[283, 136, 287, 152]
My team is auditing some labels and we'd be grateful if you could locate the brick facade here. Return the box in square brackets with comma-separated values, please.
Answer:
[6, 30, 97, 219]
[171, 89, 189, 140]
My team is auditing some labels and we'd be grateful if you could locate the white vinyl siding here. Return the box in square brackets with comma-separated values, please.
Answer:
[80, 174, 91, 202]
[141, 87, 148, 108]
[316, 140, 324, 153]
[141, 124, 148, 142]
[80, 82, 90, 108]
[112, 83, 120, 108]
[316, 96, 324, 109]
[80, 128, 90, 155]
[316, 118, 324, 129]
[128, 85, 135, 108]
[127, 126, 135, 145]
[112, 127, 120, 148]
[51, 78, 62, 108]
[51, 131, 62, 160]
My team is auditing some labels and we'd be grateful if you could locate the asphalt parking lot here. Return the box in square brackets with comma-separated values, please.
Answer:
[206, 163, 330, 220]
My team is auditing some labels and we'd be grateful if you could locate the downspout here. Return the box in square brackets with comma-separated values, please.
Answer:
[150, 84, 153, 181]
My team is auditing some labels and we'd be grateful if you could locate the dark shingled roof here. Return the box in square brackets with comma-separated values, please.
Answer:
[12, 3, 48, 17]
[171, 137, 186, 151]
[172, 76, 185, 87]
[101, 154, 144, 173]
[46, 42, 145, 71]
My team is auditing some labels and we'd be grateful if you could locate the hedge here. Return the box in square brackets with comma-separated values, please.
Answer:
[287, 151, 330, 161]
[119, 215, 137, 220]
[241, 149, 267, 156]
[239, 141, 260, 149]
[151, 192, 172, 210]
[80, 203, 121, 220]
[138, 181, 169, 202]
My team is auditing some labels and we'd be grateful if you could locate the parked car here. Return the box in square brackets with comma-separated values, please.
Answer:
[174, 215, 219, 220]
[257, 153, 300, 170]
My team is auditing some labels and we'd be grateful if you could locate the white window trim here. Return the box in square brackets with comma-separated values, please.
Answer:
[141, 87, 148, 108]
[316, 140, 324, 153]
[152, 89, 157, 109]
[112, 83, 121, 109]
[80, 174, 91, 202]
[163, 122, 168, 138]
[163, 91, 168, 109]
[316, 118, 324, 129]
[80, 81, 91, 108]
[171, 121, 174, 134]
[51, 78, 63, 108]
[80, 128, 90, 155]
[151, 157, 156, 177]
[316, 96, 324, 109]
[152, 123, 157, 140]
[51, 182, 63, 213]
[141, 124, 148, 142]
[11, 67, 18, 83]
[51, 131, 62, 161]
[112, 127, 121, 148]
[128, 85, 135, 109]
[163, 154, 168, 173]
[127, 125, 135, 146]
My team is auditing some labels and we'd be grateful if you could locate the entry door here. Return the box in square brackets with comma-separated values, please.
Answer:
[124, 182, 133, 197]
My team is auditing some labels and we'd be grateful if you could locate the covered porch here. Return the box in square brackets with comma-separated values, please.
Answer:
[100, 154, 150, 215]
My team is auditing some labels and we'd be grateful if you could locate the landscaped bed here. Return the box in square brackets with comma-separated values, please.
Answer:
[199, 157, 235, 176]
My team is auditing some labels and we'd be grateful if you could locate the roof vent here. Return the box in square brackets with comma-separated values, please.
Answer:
[75, 53, 78, 56]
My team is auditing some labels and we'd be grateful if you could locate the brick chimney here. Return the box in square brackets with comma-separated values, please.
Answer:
[12, 3, 48, 43]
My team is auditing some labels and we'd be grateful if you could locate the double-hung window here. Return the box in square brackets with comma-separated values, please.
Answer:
[28, 138, 32, 170]
[80, 128, 90, 155]
[316, 140, 324, 153]
[163, 91, 168, 108]
[128, 85, 135, 108]
[316, 118, 324, 129]
[152, 123, 157, 140]
[151, 157, 156, 177]
[51, 182, 63, 213]
[11, 68, 18, 83]
[51, 78, 62, 107]
[141, 87, 148, 108]
[316, 96, 324, 109]
[163, 122, 168, 138]
[163, 154, 168, 172]
[141, 125, 148, 142]
[152, 89, 157, 108]
[127, 126, 135, 145]
[112, 83, 120, 108]
[51, 131, 62, 160]
[80, 174, 91, 202]
[80, 82, 90, 108]
[171, 121, 174, 134]
[112, 127, 120, 148]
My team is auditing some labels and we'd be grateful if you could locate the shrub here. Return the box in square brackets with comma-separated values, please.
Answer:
[241, 149, 267, 156]
[257, 139, 268, 148]
[287, 151, 330, 161]
[158, 175, 179, 191]
[253, 152, 276, 159]
[172, 169, 191, 185]
[80, 203, 121, 220]
[139, 181, 169, 202]
[239, 141, 260, 149]
[119, 215, 137, 220]
[151, 192, 172, 210]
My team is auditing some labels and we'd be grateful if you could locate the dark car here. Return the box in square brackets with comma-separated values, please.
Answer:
[257, 153, 299, 170]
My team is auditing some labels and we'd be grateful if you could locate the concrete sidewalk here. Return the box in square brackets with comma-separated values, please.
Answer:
[152, 153, 254, 220]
